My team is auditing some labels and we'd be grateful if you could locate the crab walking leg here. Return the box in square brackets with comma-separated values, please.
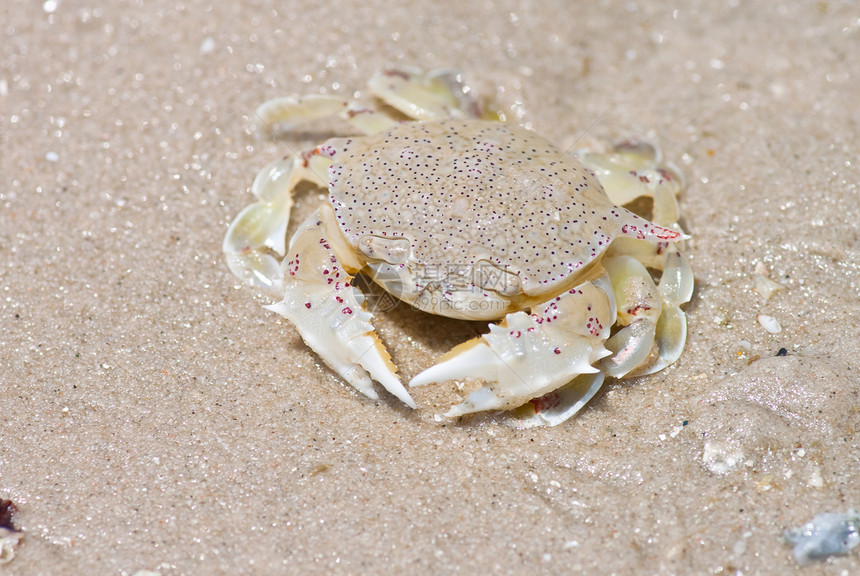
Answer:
[255, 94, 351, 133]
[410, 280, 616, 417]
[636, 248, 694, 375]
[255, 68, 483, 138]
[507, 373, 606, 428]
[367, 68, 484, 121]
[255, 94, 400, 136]
[599, 255, 662, 378]
[577, 141, 684, 228]
[266, 207, 416, 408]
[223, 150, 333, 296]
[598, 247, 694, 377]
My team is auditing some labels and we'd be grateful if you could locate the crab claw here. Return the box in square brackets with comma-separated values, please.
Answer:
[411, 279, 616, 419]
[411, 304, 610, 418]
[267, 283, 415, 408]
[268, 209, 415, 408]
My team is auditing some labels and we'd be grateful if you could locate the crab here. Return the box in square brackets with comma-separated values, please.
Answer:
[223, 69, 693, 427]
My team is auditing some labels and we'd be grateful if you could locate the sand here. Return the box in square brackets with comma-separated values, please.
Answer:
[1, 0, 858, 574]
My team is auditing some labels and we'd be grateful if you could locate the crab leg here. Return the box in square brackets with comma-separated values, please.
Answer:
[410, 279, 615, 419]
[255, 94, 400, 137]
[223, 150, 332, 296]
[598, 255, 662, 378]
[509, 246, 691, 427]
[254, 68, 485, 141]
[367, 68, 484, 120]
[576, 136, 692, 375]
[507, 373, 606, 428]
[637, 248, 694, 375]
[576, 140, 684, 228]
[412, 245, 692, 424]
[599, 247, 694, 377]
[266, 207, 415, 408]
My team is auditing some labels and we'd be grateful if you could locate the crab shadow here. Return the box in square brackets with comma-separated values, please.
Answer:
[354, 274, 487, 368]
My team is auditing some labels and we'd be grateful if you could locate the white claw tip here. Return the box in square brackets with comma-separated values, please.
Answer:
[387, 383, 417, 409]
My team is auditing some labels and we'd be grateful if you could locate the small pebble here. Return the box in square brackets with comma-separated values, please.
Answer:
[199, 36, 216, 55]
[757, 313, 781, 334]
[753, 273, 784, 303]
[784, 509, 860, 565]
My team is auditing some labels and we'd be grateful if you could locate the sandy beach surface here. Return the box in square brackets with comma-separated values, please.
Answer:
[2, 0, 858, 574]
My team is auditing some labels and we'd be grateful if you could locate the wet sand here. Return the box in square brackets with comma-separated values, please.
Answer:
[1, 1, 858, 573]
